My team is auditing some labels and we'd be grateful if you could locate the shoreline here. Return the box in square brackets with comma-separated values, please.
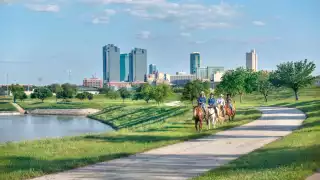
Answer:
[0, 112, 21, 116]
[29, 108, 100, 116]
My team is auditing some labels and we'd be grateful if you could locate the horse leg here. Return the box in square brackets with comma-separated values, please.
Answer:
[199, 118, 202, 132]
[195, 119, 198, 132]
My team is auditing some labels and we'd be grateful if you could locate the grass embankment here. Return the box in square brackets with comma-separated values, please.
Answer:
[0, 102, 16, 112]
[18, 93, 181, 110]
[0, 103, 260, 180]
[195, 87, 320, 180]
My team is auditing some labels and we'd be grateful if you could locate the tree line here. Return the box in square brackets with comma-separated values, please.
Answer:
[98, 83, 172, 104]
[181, 59, 316, 103]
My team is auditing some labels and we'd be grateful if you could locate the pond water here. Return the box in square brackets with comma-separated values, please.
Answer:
[0, 115, 113, 143]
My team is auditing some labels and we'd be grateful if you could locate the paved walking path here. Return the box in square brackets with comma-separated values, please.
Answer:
[31, 107, 306, 180]
[11, 102, 25, 114]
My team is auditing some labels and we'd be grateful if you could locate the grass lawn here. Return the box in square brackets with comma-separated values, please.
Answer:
[0, 104, 260, 180]
[0, 102, 17, 112]
[194, 87, 320, 180]
[17, 93, 181, 110]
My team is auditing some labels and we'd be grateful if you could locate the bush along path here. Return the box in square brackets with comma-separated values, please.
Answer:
[30, 106, 305, 180]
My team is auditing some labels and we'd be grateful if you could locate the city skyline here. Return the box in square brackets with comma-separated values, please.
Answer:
[0, 0, 319, 84]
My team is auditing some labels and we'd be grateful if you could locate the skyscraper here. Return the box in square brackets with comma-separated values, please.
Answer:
[129, 48, 147, 82]
[149, 64, 157, 74]
[246, 49, 258, 72]
[103, 44, 120, 83]
[190, 52, 201, 74]
[120, 53, 129, 82]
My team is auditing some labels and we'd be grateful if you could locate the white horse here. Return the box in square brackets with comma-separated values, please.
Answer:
[207, 106, 219, 129]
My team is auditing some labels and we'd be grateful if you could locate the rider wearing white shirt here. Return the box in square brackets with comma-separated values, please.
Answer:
[217, 94, 225, 106]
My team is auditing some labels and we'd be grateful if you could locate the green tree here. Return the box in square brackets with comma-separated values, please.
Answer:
[118, 87, 131, 102]
[106, 91, 120, 100]
[87, 93, 93, 101]
[270, 59, 316, 100]
[257, 71, 274, 102]
[98, 86, 111, 94]
[153, 84, 172, 105]
[9, 84, 25, 103]
[181, 80, 209, 104]
[58, 83, 77, 101]
[32, 87, 53, 102]
[217, 68, 258, 103]
[17, 92, 27, 102]
[75, 93, 86, 101]
[49, 84, 63, 94]
[141, 84, 154, 103]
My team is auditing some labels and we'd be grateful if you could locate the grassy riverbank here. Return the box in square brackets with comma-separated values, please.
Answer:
[0, 105, 260, 180]
[195, 87, 320, 180]
[0, 102, 16, 112]
[18, 93, 180, 110]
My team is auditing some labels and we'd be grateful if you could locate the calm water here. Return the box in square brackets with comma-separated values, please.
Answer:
[0, 115, 113, 143]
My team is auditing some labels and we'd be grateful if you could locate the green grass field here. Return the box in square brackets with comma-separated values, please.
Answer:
[0, 102, 17, 112]
[0, 104, 260, 180]
[194, 86, 320, 180]
[17, 93, 181, 110]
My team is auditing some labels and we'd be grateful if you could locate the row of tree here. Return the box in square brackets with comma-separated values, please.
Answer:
[216, 59, 316, 102]
[98, 83, 172, 104]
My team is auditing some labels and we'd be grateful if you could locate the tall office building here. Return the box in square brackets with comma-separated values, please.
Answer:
[149, 64, 157, 74]
[246, 49, 258, 72]
[120, 54, 130, 82]
[129, 48, 147, 82]
[190, 52, 201, 74]
[103, 44, 120, 83]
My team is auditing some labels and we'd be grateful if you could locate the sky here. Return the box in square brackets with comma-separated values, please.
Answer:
[0, 0, 319, 85]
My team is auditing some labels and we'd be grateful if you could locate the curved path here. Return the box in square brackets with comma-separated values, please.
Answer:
[31, 107, 306, 180]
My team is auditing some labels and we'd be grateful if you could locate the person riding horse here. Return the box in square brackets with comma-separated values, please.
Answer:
[197, 91, 206, 116]
[226, 94, 234, 112]
[217, 94, 225, 116]
[207, 93, 218, 116]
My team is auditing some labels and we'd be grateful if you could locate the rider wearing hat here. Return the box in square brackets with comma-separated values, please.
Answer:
[217, 94, 225, 116]
[197, 91, 206, 115]
[208, 93, 218, 115]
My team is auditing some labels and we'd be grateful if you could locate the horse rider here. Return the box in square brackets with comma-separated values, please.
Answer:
[208, 93, 218, 115]
[217, 94, 225, 116]
[226, 93, 234, 112]
[197, 91, 207, 115]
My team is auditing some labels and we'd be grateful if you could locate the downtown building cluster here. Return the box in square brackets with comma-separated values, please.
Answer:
[103, 44, 147, 84]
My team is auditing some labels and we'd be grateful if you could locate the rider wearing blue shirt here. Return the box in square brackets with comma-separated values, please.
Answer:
[208, 93, 218, 115]
[197, 91, 206, 114]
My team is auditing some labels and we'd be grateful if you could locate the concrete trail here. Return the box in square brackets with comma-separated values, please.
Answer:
[11, 102, 25, 114]
[30, 107, 306, 180]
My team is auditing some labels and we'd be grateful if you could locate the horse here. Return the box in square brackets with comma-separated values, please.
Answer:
[207, 106, 218, 129]
[225, 101, 236, 121]
[193, 105, 205, 132]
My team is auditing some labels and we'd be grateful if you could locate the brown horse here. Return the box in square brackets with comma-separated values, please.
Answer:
[225, 101, 236, 121]
[193, 105, 205, 132]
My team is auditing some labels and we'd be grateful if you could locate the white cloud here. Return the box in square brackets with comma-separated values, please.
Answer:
[136, 31, 151, 39]
[180, 32, 191, 37]
[84, 0, 241, 30]
[92, 8, 116, 24]
[105, 8, 116, 15]
[92, 16, 109, 24]
[252, 20, 266, 26]
[26, 4, 60, 12]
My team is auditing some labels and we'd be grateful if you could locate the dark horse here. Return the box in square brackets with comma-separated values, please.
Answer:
[193, 105, 205, 132]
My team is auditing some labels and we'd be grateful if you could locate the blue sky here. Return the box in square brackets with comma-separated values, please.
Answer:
[0, 0, 319, 85]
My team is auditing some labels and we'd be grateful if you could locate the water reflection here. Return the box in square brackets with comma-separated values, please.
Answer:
[0, 115, 113, 143]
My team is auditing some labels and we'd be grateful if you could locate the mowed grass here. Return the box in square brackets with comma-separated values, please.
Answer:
[18, 93, 181, 110]
[0, 102, 17, 112]
[0, 104, 260, 180]
[194, 86, 320, 180]
[90, 105, 189, 129]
